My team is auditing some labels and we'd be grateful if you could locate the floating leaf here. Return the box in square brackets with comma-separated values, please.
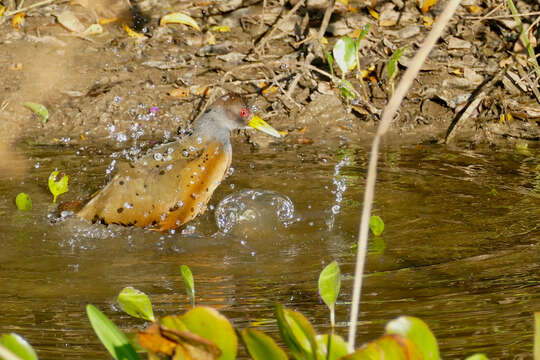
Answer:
[48, 170, 69, 203]
[23, 102, 48, 123]
[385, 316, 439, 360]
[341, 334, 422, 359]
[15, 193, 32, 211]
[209, 25, 230, 33]
[275, 304, 317, 360]
[333, 36, 357, 75]
[369, 215, 384, 236]
[181, 306, 237, 360]
[240, 328, 287, 360]
[12, 12, 25, 29]
[0, 333, 38, 360]
[315, 334, 348, 360]
[137, 322, 221, 359]
[160, 12, 201, 31]
[181, 265, 195, 307]
[318, 261, 341, 326]
[86, 304, 140, 360]
[117, 287, 155, 322]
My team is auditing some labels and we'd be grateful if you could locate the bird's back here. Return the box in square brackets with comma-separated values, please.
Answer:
[77, 135, 232, 231]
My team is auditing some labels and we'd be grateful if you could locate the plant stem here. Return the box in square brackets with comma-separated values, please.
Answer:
[507, 0, 540, 78]
[346, 0, 463, 353]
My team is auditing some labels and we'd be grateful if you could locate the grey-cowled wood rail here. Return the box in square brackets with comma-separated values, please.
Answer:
[77, 94, 280, 231]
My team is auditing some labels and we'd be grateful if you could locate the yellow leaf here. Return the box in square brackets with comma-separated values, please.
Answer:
[451, 68, 462, 75]
[467, 5, 483, 14]
[422, 15, 434, 28]
[122, 23, 146, 39]
[419, 0, 438, 13]
[0, 5, 6, 17]
[160, 12, 201, 31]
[12, 12, 26, 29]
[336, 0, 348, 5]
[262, 85, 278, 95]
[83, 23, 103, 36]
[99, 17, 118, 25]
[209, 25, 230, 33]
[169, 88, 189, 98]
[368, 8, 379, 19]
[321, 36, 328, 45]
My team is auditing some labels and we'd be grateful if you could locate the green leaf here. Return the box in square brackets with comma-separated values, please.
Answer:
[240, 328, 288, 360]
[0, 333, 38, 360]
[316, 334, 348, 360]
[465, 354, 489, 360]
[369, 215, 384, 236]
[275, 304, 317, 360]
[24, 102, 49, 123]
[387, 47, 406, 80]
[339, 334, 422, 360]
[117, 287, 155, 322]
[180, 306, 237, 360]
[368, 236, 386, 255]
[385, 316, 439, 360]
[322, 45, 335, 79]
[48, 170, 69, 203]
[86, 304, 141, 360]
[160, 315, 189, 332]
[333, 37, 357, 75]
[535, 312, 540, 360]
[180, 264, 195, 307]
[318, 261, 341, 326]
[338, 79, 356, 100]
[15, 193, 32, 211]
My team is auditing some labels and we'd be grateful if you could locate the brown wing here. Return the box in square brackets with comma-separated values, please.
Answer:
[77, 138, 231, 231]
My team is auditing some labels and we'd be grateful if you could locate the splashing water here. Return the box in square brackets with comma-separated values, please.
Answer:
[215, 189, 295, 234]
[327, 156, 351, 230]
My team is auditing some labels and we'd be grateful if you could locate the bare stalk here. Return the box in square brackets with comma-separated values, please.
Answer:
[346, 0, 463, 352]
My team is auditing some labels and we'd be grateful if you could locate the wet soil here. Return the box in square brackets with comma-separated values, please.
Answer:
[0, 0, 539, 160]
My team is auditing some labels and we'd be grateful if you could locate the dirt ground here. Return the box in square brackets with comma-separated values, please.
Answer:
[0, 0, 539, 171]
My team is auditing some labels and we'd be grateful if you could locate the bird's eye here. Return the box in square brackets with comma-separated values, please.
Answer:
[239, 107, 250, 118]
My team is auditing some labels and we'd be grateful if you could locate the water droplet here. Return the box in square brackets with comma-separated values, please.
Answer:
[331, 205, 340, 214]
[124, 202, 134, 209]
[182, 150, 189, 157]
[153, 153, 163, 161]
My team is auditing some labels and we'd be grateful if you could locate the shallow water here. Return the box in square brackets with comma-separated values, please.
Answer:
[1, 140, 539, 359]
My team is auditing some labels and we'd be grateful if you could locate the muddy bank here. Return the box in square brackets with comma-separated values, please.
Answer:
[0, 0, 538, 159]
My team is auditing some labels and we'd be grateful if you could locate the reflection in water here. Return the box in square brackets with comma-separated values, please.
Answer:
[0, 143, 538, 359]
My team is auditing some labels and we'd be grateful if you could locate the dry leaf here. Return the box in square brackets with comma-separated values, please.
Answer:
[368, 8, 379, 19]
[419, 0, 437, 13]
[160, 12, 201, 31]
[169, 88, 189, 98]
[422, 15, 434, 28]
[122, 23, 146, 39]
[55, 10, 86, 33]
[12, 12, 26, 29]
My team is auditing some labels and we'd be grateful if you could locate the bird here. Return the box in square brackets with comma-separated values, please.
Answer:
[77, 94, 281, 231]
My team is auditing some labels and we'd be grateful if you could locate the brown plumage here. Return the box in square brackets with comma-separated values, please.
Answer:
[77, 94, 280, 231]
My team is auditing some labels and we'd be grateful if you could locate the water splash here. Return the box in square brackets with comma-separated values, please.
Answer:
[327, 156, 351, 230]
[215, 189, 295, 234]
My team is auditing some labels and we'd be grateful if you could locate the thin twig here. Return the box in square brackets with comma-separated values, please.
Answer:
[5, 0, 55, 16]
[318, 0, 335, 40]
[346, 0, 462, 353]
[468, 10, 540, 20]
[254, 0, 305, 52]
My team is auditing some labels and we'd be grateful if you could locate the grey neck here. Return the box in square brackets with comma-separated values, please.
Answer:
[193, 107, 235, 148]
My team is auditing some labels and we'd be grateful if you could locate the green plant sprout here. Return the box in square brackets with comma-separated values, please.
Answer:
[15, 193, 32, 211]
[180, 264, 195, 307]
[387, 46, 407, 95]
